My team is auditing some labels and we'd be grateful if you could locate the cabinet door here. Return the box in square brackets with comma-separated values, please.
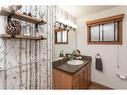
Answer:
[53, 69, 72, 89]
[72, 75, 80, 89]
[87, 64, 91, 86]
[80, 63, 91, 89]
[80, 69, 88, 89]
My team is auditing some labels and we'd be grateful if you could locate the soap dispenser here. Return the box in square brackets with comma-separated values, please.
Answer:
[59, 50, 64, 57]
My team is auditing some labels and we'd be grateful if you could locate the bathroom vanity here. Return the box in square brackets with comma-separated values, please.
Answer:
[53, 55, 92, 89]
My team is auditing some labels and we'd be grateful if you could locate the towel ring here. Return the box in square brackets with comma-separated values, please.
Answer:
[95, 53, 101, 59]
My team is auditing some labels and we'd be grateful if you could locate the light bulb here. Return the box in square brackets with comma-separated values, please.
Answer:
[64, 20, 69, 25]
[57, 17, 64, 23]
[73, 24, 77, 28]
[69, 22, 74, 27]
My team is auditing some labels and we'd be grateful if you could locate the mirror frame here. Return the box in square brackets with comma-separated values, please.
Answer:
[55, 27, 68, 44]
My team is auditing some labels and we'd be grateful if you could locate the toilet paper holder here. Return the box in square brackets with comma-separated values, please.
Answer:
[116, 71, 127, 80]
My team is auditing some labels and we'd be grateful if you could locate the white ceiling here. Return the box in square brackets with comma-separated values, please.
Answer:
[60, 6, 118, 18]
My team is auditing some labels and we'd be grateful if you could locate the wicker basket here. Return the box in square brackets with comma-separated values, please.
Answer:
[6, 20, 21, 36]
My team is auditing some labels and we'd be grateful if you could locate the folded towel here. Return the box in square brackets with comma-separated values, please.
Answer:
[95, 57, 103, 72]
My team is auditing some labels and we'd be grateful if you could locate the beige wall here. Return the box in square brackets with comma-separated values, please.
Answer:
[77, 6, 127, 89]
[54, 30, 77, 59]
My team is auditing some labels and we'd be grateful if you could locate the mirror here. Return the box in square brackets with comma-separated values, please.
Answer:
[56, 32, 62, 43]
[62, 31, 67, 42]
[55, 30, 68, 44]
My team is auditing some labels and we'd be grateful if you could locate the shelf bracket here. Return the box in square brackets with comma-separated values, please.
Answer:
[35, 24, 38, 33]
[7, 12, 15, 23]
[7, 15, 12, 23]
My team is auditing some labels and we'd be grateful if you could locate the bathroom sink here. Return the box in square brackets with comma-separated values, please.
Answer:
[67, 60, 84, 65]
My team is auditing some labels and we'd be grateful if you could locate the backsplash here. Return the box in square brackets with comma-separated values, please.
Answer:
[65, 53, 92, 61]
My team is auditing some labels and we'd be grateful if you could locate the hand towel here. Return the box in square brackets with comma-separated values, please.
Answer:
[95, 55, 103, 72]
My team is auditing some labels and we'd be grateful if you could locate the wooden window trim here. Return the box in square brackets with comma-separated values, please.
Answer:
[86, 14, 124, 26]
[86, 14, 124, 45]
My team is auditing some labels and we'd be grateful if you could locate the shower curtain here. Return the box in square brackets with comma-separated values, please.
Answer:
[0, 5, 56, 89]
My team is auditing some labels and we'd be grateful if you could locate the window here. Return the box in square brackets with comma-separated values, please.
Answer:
[55, 28, 68, 44]
[86, 14, 124, 45]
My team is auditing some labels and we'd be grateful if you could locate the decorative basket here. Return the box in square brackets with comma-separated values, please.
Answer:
[6, 20, 21, 36]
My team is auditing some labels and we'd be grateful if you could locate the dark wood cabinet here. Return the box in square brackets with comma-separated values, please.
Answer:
[53, 63, 91, 89]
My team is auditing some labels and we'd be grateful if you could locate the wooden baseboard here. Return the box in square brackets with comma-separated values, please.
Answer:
[89, 81, 113, 89]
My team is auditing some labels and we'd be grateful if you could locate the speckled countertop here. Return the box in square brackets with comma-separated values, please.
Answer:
[53, 56, 92, 75]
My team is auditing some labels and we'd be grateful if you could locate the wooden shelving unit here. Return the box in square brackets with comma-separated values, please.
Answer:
[0, 7, 47, 40]
[0, 34, 47, 40]
[0, 7, 47, 25]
